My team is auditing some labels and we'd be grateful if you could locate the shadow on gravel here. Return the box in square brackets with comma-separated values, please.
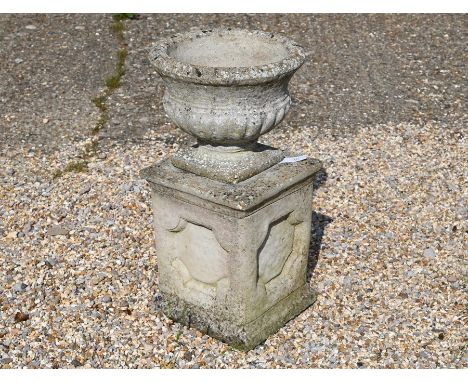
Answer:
[307, 168, 333, 283]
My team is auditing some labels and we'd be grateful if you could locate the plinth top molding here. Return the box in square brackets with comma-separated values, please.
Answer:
[141, 158, 322, 214]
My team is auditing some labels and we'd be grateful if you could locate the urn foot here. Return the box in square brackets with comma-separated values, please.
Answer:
[171, 143, 285, 184]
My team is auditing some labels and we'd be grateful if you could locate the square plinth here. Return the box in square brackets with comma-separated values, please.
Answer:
[141, 156, 322, 350]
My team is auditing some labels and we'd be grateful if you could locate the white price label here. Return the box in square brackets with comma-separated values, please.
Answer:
[280, 155, 308, 164]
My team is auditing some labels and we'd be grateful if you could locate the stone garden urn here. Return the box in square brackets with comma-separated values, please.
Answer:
[149, 28, 308, 183]
[141, 28, 322, 349]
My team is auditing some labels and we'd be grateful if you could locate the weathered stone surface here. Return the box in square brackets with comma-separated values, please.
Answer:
[171, 143, 284, 184]
[141, 158, 321, 349]
[141, 156, 322, 214]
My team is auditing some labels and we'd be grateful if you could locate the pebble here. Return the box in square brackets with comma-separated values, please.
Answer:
[79, 185, 91, 195]
[14, 312, 29, 323]
[22, 223, 32, 233]
[0, 358, 13, 365]
[121, 183, 132, 192]
[47, 225, 69, 236]
[6, 231, 18, 239]
[45, 258, 58, 267]
[14, 58, 23, 64]
[183, 351, 193, 361]
[12, 282, 28, 292]
[356, 326, 366, 335]
[342, 276, 353, 289]
[423, 247, 437, 259]
[71, 359, 82, 367]
[447, 275, 457, 283]
[419, 350, 430, 359]
[25, 25, 37, 30]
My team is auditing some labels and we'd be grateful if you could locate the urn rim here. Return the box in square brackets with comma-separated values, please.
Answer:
[149, 28, 306, 86]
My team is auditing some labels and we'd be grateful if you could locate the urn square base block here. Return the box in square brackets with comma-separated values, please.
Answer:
[171, 143, 285, 184]
[141, 156, 322, 350]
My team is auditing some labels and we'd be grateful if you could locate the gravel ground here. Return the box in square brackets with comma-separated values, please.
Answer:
[0, 14, 466, 368]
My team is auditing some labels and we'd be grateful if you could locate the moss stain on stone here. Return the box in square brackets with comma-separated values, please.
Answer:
[53, 160, 89, 179]
[91, 14, 136, 136]
[55, 14, 137, 180]
[104, 49, 128, 92]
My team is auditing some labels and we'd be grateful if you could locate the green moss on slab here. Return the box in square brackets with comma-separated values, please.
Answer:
[91, 95, 107, 112]
[104, 48, 127, 90]
[111, 14, 138, 42]
[53, 160, 89, 179]
[117, 48, 128, 62]
[111, 20, 125, 35]
[105, 74, 121, 90]
[229, 342, 248, 352]
[84, 140, 99, 157]
[91, 47, 128, 134]
[89, 15, 134, 138]
[64, 161, 88, 172]
[112, 13, 139, 21]
[91, 112, 109, 135]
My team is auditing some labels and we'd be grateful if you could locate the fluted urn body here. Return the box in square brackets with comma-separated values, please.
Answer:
[149, 29, 306, 183]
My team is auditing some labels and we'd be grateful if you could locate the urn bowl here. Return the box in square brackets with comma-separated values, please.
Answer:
[149, 28, 306, 147]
